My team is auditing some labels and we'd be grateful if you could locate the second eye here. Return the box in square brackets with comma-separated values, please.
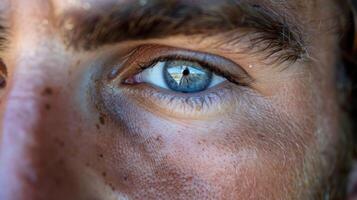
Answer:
[126, 60, 226, 93]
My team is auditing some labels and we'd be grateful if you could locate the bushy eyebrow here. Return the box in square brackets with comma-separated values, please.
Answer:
[59, 0, 307, 63]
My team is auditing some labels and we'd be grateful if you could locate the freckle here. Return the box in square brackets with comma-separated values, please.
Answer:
[156, 135, 163, 142]
[102, 172, 107, 177]
[99, 154, 104, 158]
[99, 115, 105, 125]
[45, 103, 51, 110]
[85, 162, 90, 167]
[42, 87, 53, 96]
[123, 175, 128, 181]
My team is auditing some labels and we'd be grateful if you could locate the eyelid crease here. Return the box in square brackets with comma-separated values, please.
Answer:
[111, 44, 255, 87]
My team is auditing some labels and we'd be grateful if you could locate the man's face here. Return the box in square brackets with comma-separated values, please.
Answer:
[0, 0, 349, 199]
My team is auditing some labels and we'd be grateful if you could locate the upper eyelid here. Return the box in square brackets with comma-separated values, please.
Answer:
[112, 44, 255, 86]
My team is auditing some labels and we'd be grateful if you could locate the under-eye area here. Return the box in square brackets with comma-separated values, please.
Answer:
[112, 82, 244, 119]
[101, 44, 255, 118]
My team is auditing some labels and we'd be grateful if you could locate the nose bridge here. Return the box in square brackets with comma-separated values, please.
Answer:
[0, 40, 59, 198]
[0, 1, 58, 199]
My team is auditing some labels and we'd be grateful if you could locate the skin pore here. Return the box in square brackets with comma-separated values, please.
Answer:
[0, 0, 352, 199]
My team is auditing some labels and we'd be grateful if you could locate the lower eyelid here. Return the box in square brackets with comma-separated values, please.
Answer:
[116, 82, 242, 119]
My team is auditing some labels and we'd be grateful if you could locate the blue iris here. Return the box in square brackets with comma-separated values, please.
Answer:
[163, 60, 213, 93]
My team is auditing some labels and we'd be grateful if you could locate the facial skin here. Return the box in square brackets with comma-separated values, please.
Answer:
[0, 0, 351, 199]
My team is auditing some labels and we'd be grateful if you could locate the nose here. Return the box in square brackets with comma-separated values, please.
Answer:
[0, 1, 87, 198]
[0, 1, 85, 199]
[0, 63, 58, 199]
[0, 1, 67, 198]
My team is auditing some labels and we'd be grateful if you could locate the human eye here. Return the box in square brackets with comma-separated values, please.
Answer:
[124, 60, 226, 93]
[102, 44, 253, 119]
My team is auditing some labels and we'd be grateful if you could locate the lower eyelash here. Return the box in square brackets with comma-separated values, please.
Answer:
[152, 90, 222, 113]
[118, 82, 242, 119]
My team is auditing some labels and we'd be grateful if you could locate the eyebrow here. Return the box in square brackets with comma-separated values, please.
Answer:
[59, 0, 307, 63]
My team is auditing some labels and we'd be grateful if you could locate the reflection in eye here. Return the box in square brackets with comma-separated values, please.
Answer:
[127, 60, 226, 93]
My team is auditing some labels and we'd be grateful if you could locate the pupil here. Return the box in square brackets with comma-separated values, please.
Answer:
[164, 61, 213, 93]
[182, 68, 190, 76]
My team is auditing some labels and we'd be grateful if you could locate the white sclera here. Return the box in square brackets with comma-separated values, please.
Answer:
[138, 62, 168, 88]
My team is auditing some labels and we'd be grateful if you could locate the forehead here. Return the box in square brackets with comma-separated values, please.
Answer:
[53, 0, 318, 12]
[51, 0, 333, 31]
[52, 1, 327, 30]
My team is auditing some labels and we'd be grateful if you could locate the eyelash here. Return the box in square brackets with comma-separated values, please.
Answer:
[134, 56, 239, 86]
[112, 45, 254, 88]
[117, 78, 242, 118]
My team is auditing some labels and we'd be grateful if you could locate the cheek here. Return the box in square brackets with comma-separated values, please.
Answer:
[90, 83, 316, 199]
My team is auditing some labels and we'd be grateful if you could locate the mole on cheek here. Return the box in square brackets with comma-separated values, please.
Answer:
[42, 87, 54, 96]
[45, 103, 51, 110]
[99, 114, 105, 125]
